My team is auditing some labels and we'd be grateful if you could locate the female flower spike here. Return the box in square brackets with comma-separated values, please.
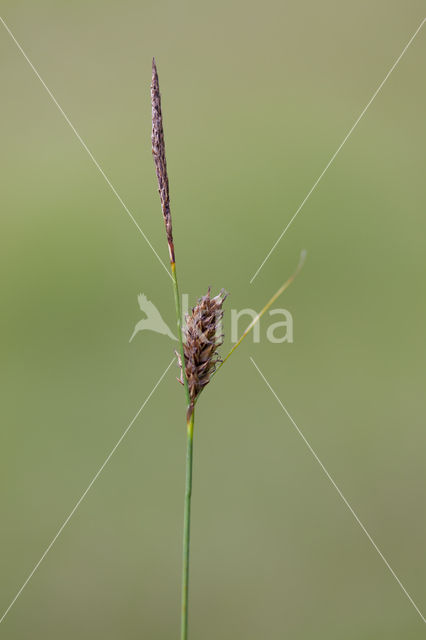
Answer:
[177, 289, 228, 412]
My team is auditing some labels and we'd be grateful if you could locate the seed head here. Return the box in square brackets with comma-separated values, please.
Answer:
[151, 58, 175, 264]
[177, 289, 228, 411]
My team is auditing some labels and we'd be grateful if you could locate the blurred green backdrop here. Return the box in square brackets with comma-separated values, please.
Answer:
[1, 2, 425, 638]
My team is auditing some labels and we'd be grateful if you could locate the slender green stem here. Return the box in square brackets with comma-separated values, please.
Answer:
[171, 261, 191, 408]
[170, 260, 194, 639]
[181, 410, 195, 640]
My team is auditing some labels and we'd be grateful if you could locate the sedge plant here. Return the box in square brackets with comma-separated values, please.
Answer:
[150, 59, 305, 640]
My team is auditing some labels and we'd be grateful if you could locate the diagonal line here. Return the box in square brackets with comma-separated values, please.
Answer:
[0, 16, 172, 281]
[0, 357, 175, 626]
[249, 18, 426, 284]
[250, 356, 426, 624]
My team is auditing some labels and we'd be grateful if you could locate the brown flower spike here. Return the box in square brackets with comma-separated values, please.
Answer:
[177, 289, 228, 414]
[151, 58, 175, 264]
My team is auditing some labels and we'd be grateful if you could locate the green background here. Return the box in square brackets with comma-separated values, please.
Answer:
[1, 2, 425, 638]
